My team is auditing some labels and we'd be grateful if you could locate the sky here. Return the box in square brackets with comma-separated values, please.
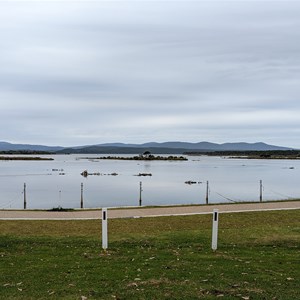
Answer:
[0, 1, 300, 148]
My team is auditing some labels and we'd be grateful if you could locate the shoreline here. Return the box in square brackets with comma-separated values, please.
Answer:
[1, 199, 299, 220]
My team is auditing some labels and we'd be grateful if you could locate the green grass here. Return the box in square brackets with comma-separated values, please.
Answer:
[1, 210, 299, 299]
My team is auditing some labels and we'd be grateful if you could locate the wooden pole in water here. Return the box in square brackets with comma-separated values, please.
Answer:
[206, 181, 209, 205]
[81, 183, 84, 209]
[23, 183, 27, 210]
[139, 181, 142, 206]
[259, 180, 263, 202]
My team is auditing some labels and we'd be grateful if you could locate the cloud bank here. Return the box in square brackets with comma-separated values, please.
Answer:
[0, 1, 300, 147]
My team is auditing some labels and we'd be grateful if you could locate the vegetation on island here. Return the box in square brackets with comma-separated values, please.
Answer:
[0, 156, 54, 161]
[185, 150, 300, 159]
[83, 152, 188, 161]
[0, 150, 54, 161]
[80, 170, 118, 177]
[0, 210, 299, 299]
[0, 150, 53, 155]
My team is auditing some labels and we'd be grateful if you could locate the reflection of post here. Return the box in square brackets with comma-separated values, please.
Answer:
[81, 183, 84, 209]
[206, 181, 209, 205]
[259, 180, 263, 203]
[139, 181, 142, 206]
[212, 209, 219, 251]
[23, 183, 27, 210]
[102, 208, 108, 250]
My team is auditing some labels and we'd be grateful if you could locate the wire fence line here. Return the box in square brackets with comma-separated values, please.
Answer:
[0, 179, 299, 210]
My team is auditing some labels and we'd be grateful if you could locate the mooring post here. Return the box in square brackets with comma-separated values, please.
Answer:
[102, 208, 108, 250]
[23, 183, 27, 210]
[206, 181, 209, 205]
[259, 180, 263, 203]
[81, 182, 84, 209]
[212, 209, 219, 251]
[139, 181, 142, 206]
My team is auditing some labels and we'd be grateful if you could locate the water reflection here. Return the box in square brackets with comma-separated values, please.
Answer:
[0, 154, 299, 209]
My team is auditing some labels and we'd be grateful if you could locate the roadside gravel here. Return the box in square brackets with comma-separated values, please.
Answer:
[0, 200, 299, 220]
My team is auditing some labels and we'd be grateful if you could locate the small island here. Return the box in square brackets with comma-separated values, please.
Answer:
[81, 170, 118, 177]
[82, 152, 188, 161]
[184, 150, 300, 160]
[0, 150, 54, 155]
[0, 156, 54, 161]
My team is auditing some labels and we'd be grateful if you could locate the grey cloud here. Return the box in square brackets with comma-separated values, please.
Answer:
[0, 1, 300, 147]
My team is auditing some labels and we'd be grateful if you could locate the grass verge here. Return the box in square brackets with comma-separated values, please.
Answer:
[1, 210, 299, 299]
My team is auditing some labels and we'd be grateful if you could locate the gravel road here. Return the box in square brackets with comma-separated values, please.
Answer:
[0, 201, 299, 220]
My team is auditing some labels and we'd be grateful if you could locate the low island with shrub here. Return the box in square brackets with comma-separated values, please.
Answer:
[82, 152, 188, 161]
[0, 156, 54, 161]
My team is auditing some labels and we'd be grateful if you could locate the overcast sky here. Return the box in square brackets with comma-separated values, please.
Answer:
[1, 1, 300, 148]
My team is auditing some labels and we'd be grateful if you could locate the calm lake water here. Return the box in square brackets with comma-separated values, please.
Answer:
[0, 154, 299, 209]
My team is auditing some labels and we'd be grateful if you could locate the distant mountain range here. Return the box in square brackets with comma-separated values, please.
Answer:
[0, 141, 292, 154]
[0, 141, 63, 152]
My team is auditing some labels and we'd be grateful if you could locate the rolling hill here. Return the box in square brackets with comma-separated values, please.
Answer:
[0, 141, 292, 154]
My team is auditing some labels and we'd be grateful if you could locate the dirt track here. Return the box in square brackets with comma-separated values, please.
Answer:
[0, 200, 299, 220]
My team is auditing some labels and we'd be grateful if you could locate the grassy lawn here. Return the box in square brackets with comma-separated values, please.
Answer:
[0, 210, 299, 299]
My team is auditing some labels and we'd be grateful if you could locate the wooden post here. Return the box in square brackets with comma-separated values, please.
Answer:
[259, 180, 263, 202]
[139, 181, 142, 206]
[81, 183, 84, 209]
[212, 209, 219, 251]
[206, 181, 209, 205]
[102, 208, 108, 250]
[23, 183, 27, 210]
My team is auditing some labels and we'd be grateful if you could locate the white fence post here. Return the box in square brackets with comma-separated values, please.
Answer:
[102, 208, 108, 250]
[212, 209, 219, 251]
